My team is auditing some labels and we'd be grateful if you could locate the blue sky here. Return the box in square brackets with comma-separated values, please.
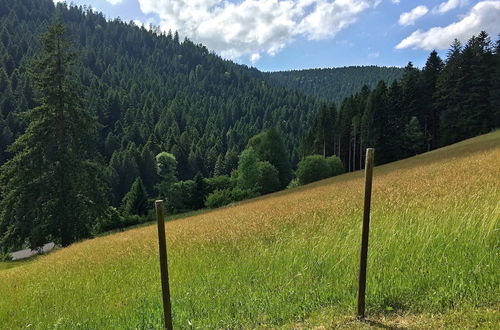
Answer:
[56, 0, 500, 71]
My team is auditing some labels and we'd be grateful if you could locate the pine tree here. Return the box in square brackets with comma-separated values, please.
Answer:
[122, 177, 149, 216]
[421, 50, 443, 150]
[192, 172, 206, 210]
[0, 22, 108, 251]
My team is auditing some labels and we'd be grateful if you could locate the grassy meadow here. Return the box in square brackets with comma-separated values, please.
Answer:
[0, 132, 499, 329]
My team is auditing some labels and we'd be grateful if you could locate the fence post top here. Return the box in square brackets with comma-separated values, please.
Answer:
[155, 200, 164, 205]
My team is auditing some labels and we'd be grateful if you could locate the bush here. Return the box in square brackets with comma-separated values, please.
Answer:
[121, 214, 148, 228]
[205, 189, 233, 209]
[231, 187, 259, 202]
[204, 175, 233, 195]
[92, 207, 123, 234]
[287, 178, 300, 189]
[166, 180, 195, 213]
[256, 161, 280, 194]
[326, 155, 345, 176]
[296, 155, 331, 185]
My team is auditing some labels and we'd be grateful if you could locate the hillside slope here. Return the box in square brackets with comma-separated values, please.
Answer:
[1, 131, 499, 328]
[267, 66, 404, 104]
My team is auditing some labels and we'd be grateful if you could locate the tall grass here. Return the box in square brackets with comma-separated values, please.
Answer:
[0, 132, 499, 328]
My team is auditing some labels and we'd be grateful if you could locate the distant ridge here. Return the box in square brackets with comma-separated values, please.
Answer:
[266, 66, 404, 104]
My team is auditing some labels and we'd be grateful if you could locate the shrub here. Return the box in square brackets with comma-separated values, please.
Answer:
[287, 178, 300, 189]
[205, 189, 233, 209]
[205, 175, 233, 194]
[256, 161, 280, 194]
[326, 155, 345, 176]
[296, 155, 331, 185]
[166, 180, 195, 213]
[92, 207, 123, 234]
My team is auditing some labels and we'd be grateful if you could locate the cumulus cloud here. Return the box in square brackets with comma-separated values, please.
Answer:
[106, 0, 124, 4]
[434, 0, 460, 13]
[396, 1, 500, 50]
[392, 0, 400, 4]
[398, 5, 429, 26]
[137, 0, 379, 61]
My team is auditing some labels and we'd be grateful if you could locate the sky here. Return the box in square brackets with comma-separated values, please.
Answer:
[54, 0, 500, 71]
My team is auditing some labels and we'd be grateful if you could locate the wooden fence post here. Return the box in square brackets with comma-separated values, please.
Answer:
[357, 148, 374, 319]
[155, 200, 173, 330]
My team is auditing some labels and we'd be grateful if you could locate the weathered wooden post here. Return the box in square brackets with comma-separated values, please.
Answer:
[155, 200, 173, 330]
[357, 148, 374, 319]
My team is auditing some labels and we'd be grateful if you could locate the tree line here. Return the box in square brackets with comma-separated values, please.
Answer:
[303, 32, 500, 170]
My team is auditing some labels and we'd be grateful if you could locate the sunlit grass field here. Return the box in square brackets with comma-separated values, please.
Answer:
[1, 132, 499, 329]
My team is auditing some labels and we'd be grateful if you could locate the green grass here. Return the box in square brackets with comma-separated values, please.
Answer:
[0, 132, 499, 329]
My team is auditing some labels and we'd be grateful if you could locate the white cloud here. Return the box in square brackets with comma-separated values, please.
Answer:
[398, 5, 429, 26]
[106, 0, 124, 4]
[137, 0, 379, 61]
[392, 0, 400, 4]
[433, 0, 468, 14]
[396, 1, 500, 50]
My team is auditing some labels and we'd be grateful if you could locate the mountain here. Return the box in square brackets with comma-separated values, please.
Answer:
[0, 0, 327, 184]
[267, 66, 404, 104]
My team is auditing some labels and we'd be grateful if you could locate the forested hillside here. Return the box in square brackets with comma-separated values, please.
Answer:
[303, 35, 500, 172]
[267, 66, 404, 104]
[0, 0, 326, 184]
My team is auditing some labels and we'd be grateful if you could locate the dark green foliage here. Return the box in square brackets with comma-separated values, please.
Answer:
[166, 180, 195, 213]
[403, 117, 425, 156]
[204, 175, 232, 195]
[205, 189, 233, 209]
[192, 172, 206, 210]
[303, 32, 499, 173]
[92, 207, 122, 234]
[0, 22, 107, 251]
[0, 0, 326, 219]
[155, 152, 177, 198]
[255, 161, 280, 195]
[267, 66, 404, 104]
[296, 155, 331, 185]
[121, 177, 149, 216]
[325, 155, 344, 177]
[247, 128, 292, 188]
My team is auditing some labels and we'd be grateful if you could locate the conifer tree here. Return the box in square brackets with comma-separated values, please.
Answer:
[122, 177, 149, 216]
[0, 22, 108, 251]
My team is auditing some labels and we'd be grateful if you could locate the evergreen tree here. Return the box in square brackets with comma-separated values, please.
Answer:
[247, 127, 292, 188]
[0, 22, 107, 250]
[155, 151, 178, 199]
[122, 177, 149, 216]
[421, 51, 444, 150]
[403, 117, 425, 156]
[192, 172, 206, 210]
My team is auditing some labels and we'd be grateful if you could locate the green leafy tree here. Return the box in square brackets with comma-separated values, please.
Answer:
[0, 22, 108, 250]
[296, 155, 331, 185]
[247, 128, 292, 188]
[325, 155, 345, 176]
[236, 147, 260, 192]
[121, 177, 149, 216]
[256, 161, 280, 194]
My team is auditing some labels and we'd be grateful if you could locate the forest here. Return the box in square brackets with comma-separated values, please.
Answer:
[0, 0, 498, 253]
[267, 66, 404, 104]
[302, 34, 500, 172]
